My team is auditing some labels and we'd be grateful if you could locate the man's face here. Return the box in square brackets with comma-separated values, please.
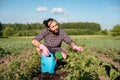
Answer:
[48, 20, 59, 34]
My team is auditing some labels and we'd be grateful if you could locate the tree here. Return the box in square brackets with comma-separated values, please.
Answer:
[0, 22, 2, 31]
[3, 27, 14, 37]
[111, 24, 120, 36]
[98, 29, 109, 35]
[0, 22, 3, 37]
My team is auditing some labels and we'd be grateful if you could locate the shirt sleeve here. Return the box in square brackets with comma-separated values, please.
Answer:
[33, 28, 48, 41]
[61, 29, 73, 45]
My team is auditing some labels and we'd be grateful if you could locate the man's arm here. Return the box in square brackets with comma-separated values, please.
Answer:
[32, 28, 48, 47]
[61, 29, 83, 51]
[70, 41, 76, 47]
[32, 39, 50, 56]
[32, 39, 41, 48]
[70, 41, 83, 52]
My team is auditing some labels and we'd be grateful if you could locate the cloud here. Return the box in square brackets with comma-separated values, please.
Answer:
[36, 6, 48, 12]
[51, 7, 70, 16]
[109, 6, 120, 10]
[36, 7, 70, 16]
[64, 12, 70, 16]
[51, 7, 65, 13]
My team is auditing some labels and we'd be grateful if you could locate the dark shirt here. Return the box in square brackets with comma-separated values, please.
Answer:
[34, 28, 72, 53]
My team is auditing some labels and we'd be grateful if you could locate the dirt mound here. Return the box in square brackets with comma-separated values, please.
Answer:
[99, 54, 120, 71]
[32, 61, 68, 80]
[32, 69, 67, 80]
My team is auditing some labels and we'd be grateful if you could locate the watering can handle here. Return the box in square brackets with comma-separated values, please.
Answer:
[42, 52, 54, 58]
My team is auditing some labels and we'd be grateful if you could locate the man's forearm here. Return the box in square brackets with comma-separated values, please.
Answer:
[70, 41, 76, 47]
[70, 41, 84, 51]
[32, 39, 41, 48]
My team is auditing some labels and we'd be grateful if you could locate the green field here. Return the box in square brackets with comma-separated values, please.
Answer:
[0, 35, 120, 80]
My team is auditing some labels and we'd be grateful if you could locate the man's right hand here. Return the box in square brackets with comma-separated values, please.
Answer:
[39, 44, 49, 56]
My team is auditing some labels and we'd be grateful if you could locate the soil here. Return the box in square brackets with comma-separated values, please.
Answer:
[98, 54, 120, 71]
[33, 69, 67, 80]
[0, 54, 10, 64]
[88, 49, 120, 80]
[88, 49, 120, 71]
[32, 62, 68, 80]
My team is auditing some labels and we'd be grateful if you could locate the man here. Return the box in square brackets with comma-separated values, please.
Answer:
[32, 18, 83, 59]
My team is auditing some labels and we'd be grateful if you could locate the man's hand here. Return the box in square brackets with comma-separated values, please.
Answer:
[72, 45, 83, 51]
[39, 44, 49, 56]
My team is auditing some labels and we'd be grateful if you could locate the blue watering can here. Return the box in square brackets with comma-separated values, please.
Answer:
[41, 53, 56, 74]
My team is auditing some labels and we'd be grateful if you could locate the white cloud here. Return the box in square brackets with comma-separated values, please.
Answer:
[36, 7, 70, 16]
[51, 7, 65, 14]
[64, 12, 70, 16]
[36, 6, 48, 12]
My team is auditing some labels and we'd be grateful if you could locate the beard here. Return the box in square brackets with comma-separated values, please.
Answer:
[50, 28, 59, 35]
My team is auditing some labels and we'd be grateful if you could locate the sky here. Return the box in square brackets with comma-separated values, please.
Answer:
[0, 0, 120, 29]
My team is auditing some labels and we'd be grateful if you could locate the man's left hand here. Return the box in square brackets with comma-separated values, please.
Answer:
[72, 45, 84, 51]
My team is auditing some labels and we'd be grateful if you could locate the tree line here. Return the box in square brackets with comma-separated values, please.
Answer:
[0, 22, 120, 37]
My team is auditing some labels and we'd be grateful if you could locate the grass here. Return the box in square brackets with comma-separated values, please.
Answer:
[0, 35, 120, 57]
[64, 35, 120, 63]
[0, 37, 33, 55]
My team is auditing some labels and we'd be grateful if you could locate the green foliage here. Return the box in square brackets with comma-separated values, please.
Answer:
[3, 27, 14, 37]
[0, 36, 120, 80]
[0, 37, 33, 56]
[61, 22, 101, 35]
[2, 23, 44, 31]
[0, 22, 2, 31]
[64, 48, 120, 80]
[0, 22, 3, 37]
[0, 49, 40, 80]
[64, 50, 105, 80]
[98, 29, 109, 35]
[65, 29, 95, 35]
[1, 22, 102, 36]
[60, 22, 101, 31]
[0, 48, 5, 57]
[13, 30, 40, 36]
[111, 24, 120, 36]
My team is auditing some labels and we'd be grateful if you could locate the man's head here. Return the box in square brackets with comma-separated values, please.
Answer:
[43, 18, 59, 34]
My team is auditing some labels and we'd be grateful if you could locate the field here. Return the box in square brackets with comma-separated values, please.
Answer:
[0, 35, 120, 80]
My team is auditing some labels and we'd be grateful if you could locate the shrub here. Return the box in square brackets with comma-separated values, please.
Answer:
[98, 29, 109, 35]
[0, 48, 5, 57]
[111, 24, 120, 36]
[3, 27, 14, 37]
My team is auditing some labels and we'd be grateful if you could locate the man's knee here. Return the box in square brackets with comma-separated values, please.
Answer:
[61, 52, 67, 59]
